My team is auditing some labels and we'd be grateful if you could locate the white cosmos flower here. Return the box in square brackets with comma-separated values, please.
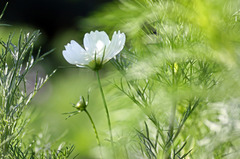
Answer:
[62, 30, 126, 70]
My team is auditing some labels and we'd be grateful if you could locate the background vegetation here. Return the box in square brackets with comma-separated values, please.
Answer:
[1, 0, 240, 158]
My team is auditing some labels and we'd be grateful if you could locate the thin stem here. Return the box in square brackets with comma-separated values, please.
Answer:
[95, 70, 114, 143]
[169, 63, 177, 139]
[169, 101, 177, 140]
[164, 63, 178, 158]
[169, 62, 177, 139]
[164, 101, 177, 159]
[84, 109, 103, 159]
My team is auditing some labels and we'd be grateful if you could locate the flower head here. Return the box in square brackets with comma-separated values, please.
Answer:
[74, 96, 88, 111]
[63, 30, 126, 70]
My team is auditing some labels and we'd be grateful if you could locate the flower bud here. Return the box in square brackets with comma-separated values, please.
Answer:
[75, 96, 87, 111]
[174, 62, 178, 73]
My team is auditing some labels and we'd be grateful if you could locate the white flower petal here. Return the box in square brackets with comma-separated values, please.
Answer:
[62, 40, 88, 65]
[70, 40, 85, 53]
[62, 50, 75, 64]
[83, 30, 110, 58]
[105, 31, 126, 61]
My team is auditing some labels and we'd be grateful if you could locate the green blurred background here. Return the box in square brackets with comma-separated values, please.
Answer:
[1, 0, 240, 158]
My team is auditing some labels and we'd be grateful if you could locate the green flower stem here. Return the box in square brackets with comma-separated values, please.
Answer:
[168, 101, 177, 141]
[164, 99, 177, 159]
[169, 62, 177, 139]
[164, 63, 178, 158]
[84, 109, 103, 159]
[95, 70, 113, 144]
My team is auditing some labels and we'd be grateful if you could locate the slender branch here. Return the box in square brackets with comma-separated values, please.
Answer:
[84, 109, 103, 159]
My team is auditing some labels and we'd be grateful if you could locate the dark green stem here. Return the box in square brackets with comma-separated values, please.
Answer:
[84, 109, 103, 159]
[95, 70, 113, 143]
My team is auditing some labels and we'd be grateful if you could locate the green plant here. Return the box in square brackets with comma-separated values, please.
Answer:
[0, 6, 74, 157]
